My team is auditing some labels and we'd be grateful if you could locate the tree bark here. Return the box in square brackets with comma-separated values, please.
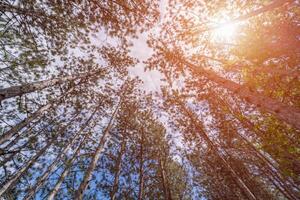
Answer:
[159, 156, 172, 200]
[0, 69, 103, 102]
[185, 60, 300, 130]
[138, 129, 144, 200]
[110, 139, 126, 200]
[75, 100, 121, 200]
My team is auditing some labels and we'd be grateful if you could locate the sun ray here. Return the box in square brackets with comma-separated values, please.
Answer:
[211, 22, 238, 42]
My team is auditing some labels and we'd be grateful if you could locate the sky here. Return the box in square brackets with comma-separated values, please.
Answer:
[128, 0, 168, 92]
[128, 32, 163, 92]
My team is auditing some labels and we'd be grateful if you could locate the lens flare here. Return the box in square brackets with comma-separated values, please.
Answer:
[211, 22, 238, 42]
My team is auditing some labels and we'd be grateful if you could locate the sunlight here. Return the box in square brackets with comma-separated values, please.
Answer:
[207, 10, 240, 43]
[211, 22, 238, 42]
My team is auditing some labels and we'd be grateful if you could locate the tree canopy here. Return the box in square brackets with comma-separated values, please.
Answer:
[0, 0, 299, 199]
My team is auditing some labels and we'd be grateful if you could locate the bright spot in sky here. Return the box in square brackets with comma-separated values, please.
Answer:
[211, 22, 238, 42]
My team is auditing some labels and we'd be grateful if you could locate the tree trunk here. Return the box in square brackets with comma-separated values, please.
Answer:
[0, 69, 101, 102]
[110, 139, 126, 200]
[24, 107, 99, 200]
[1, 117, 56, 155]
[75, 100, 121, 200]
[138, 129, 144, 200]
[185, 60, 300, 130]
[0, 104, 51, 145]
[159, 156, 172, 200]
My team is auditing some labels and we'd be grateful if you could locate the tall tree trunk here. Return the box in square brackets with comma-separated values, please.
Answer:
[185, 60, 300, 130]
[0, 69, 102, 102]
[265, 170, 299, 200]
[159, 155, 172, 200]
[138, 129, 144, 200]
[177, 101, 258, 200]
[0, 104, 51, 145]
[24, 107, 99, 200]
[75, 100, 121, 200]
[110, 139, 126, 200]
[233, 132, 298, 200]
[221, 145, 277, 200]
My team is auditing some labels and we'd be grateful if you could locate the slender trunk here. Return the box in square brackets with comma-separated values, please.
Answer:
[266, 168, 299, 200]
[185, 60, 300, 130]
[24, 142, 73, 200]
[178, 102, 257, 200]
[0, 69, 100, 102]
[237, 132, 298, 200]
[0, 104, 51, 145]
[110, 139, 126, 200]
[221, 146, 277, 200]
[0, 66, 10, 73]
[75, 101, 121, 200]
[0, 114, 76, 196]
[1, 117, 56, 154]
[0, 118, 50, 166]
[138, 129, 144, 200]
[0, 141, 30, 168]
[266, 169, 299, 200]
[24, 107, 99, 200]
[159, 156, 172, 200]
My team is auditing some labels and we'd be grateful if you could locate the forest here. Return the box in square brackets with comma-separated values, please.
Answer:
[0, 0, 299, 199]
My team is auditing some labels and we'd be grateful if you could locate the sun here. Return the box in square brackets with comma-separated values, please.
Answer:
[212, 23, 238, 42]
[208, 10, 240, 43]
[211, 22, 238, 42]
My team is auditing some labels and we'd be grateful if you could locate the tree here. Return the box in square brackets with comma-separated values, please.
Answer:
[1, 0, 299, 199]
[146, 0, 300, 130]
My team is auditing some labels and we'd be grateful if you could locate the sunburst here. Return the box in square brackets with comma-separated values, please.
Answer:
[211, 22, 238, 42]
